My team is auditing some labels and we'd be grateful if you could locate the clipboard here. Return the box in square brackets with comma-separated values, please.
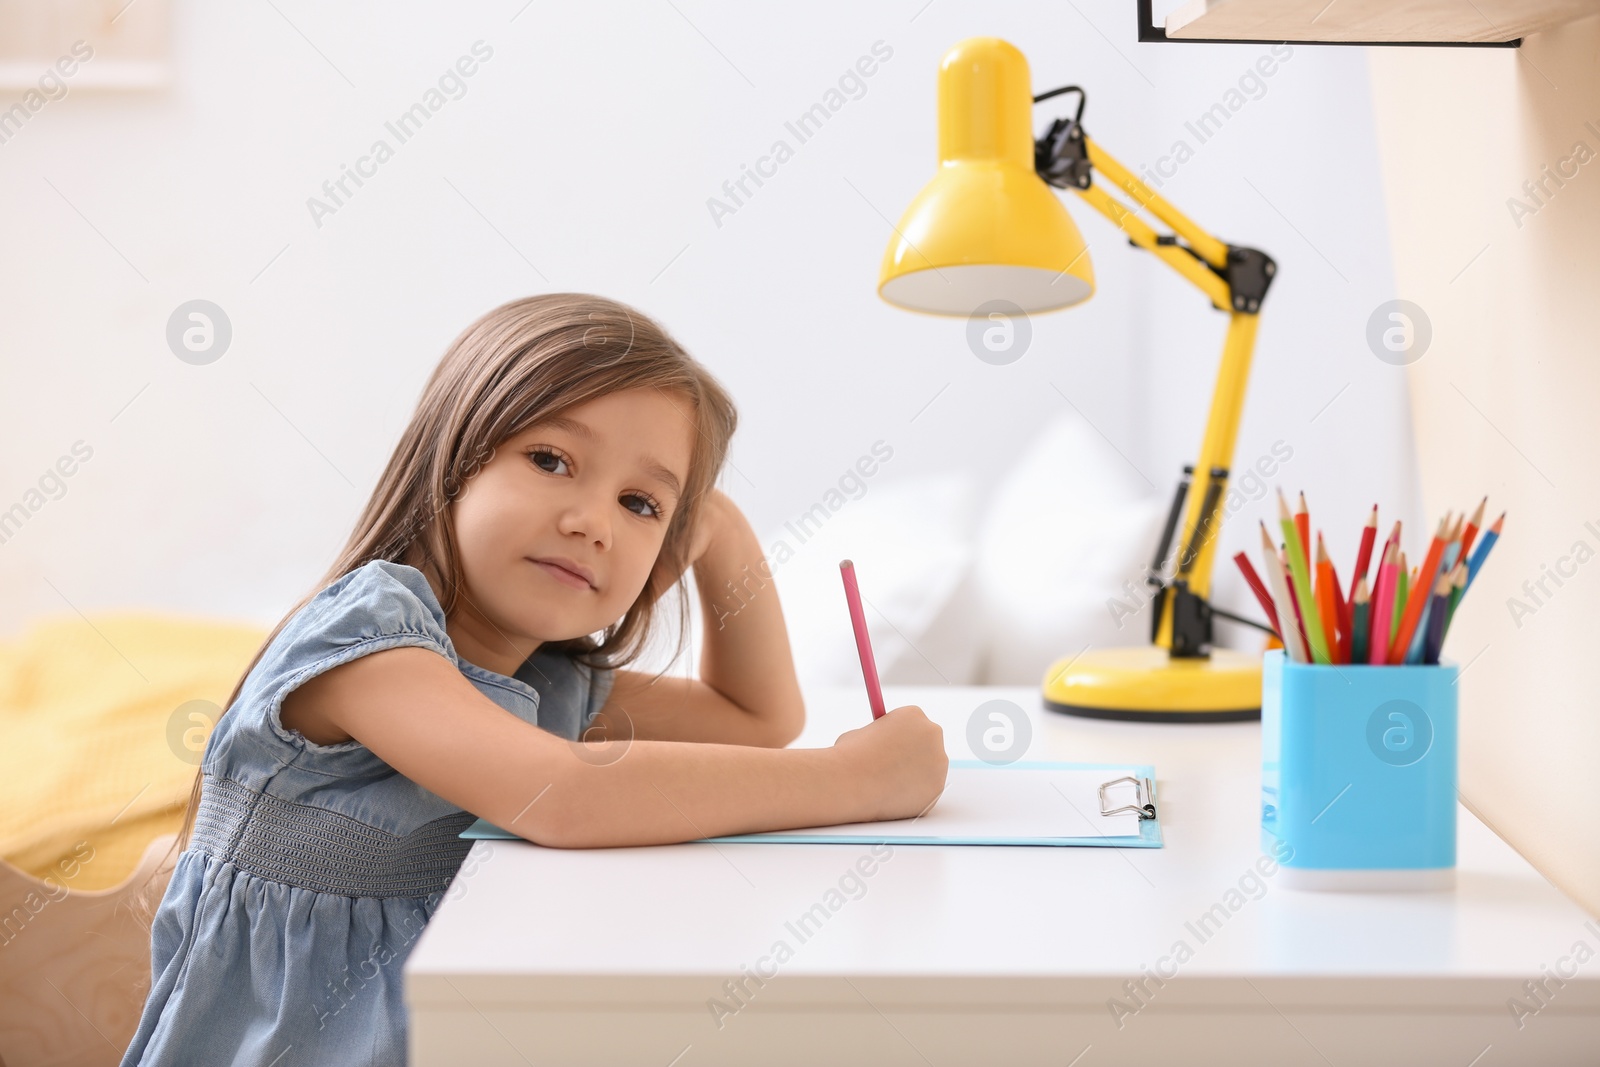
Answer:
[459, 760, 1163, 848]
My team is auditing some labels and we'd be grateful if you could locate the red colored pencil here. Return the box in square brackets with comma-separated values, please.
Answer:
[1388, 516, 1449, 664]
[1352, 504, 1378, 595]
[1233, 551, 1280, 637]
[1459, 496, 1487, 562]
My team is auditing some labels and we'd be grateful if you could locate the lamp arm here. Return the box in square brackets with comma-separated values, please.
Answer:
[1074, 180, 1232, 308]
[1034, 103, 1278, 658]
[1082, 139, 1227, 269]
[1064, 137, 1277, 315]
[1033, 97, 1277, 313]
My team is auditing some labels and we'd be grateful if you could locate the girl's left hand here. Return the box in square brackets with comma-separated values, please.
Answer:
[656, 487, 735, 589]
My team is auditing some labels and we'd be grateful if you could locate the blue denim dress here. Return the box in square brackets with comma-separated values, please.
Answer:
[119, 559, 615, 1067]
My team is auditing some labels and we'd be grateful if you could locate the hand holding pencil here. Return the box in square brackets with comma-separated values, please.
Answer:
[1233, 492, 1502, 666]
[835, 559, 949, 819]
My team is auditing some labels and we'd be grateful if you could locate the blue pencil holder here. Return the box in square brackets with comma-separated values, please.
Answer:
[1260, 649, 1458, 890]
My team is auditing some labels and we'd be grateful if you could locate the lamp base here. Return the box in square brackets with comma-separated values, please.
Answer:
[1041, 646, 1261, 722]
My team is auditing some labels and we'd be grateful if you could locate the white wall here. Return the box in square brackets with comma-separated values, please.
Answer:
[0, 2, 1414, 687]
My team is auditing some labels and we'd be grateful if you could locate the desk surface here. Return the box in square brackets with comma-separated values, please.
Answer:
[406, 685, 1600, 1066]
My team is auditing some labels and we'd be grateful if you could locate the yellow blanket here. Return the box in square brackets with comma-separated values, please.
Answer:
[0, 613, 268, 891]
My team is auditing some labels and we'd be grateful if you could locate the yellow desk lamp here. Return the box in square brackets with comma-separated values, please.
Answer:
[877, 37, 1277, 722]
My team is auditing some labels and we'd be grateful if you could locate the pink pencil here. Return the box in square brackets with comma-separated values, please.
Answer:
[839, 560, 887, 719]
[1368, 541, 1398, 666]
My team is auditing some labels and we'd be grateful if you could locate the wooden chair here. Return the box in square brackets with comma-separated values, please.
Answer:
[0, 835, 179, 1067]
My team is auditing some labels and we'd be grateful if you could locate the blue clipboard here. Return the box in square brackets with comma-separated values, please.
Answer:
[460, 759, 1163, 848]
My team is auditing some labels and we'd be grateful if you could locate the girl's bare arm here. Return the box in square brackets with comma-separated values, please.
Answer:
[283, 644, 945, 848]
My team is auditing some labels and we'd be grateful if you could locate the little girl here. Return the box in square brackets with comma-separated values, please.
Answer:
[118, 293, 947, 1067]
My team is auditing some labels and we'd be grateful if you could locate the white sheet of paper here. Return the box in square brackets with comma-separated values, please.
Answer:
[729, 766, 1148, 840]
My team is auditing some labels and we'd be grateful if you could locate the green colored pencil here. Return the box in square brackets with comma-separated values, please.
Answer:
[1393, 550, 1409, 637]
[1350, 575, 1370, 665]
[1277, 489, 1330, 664]
[1441, 560, 1468, 640]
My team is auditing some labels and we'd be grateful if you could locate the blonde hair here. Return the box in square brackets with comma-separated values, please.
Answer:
[166, 293, 737, 859]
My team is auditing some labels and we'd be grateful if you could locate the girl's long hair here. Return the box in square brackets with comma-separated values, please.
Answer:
[159, 293, 737, 869]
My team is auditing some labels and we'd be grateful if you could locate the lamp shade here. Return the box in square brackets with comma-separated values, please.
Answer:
[878, 37, 1095, 316]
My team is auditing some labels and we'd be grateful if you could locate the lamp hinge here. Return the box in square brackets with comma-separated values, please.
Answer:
[1036, 117, 1092, 191]
[1167, 579, 1214, 658]
[1218, 245, 1276, 314]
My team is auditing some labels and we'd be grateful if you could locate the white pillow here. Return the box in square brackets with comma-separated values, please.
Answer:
[624, 472, 982, 691]
[763, 472, 984, 690]
[969, 414, 1169, 685]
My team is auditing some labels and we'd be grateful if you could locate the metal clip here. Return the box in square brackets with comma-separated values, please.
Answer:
[1099, 775, 1158, 821]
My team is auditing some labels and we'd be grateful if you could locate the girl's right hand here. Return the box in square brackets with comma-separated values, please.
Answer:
[831, 705, 949, 823]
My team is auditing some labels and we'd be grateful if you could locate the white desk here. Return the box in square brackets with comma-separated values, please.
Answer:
[406, 686, 1600, 1066]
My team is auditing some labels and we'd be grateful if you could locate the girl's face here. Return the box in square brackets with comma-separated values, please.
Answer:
[442, 386, 695, 675]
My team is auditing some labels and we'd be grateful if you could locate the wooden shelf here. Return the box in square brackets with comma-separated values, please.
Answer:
[1163, 0, 1600, 43]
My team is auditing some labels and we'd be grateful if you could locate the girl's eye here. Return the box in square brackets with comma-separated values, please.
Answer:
[528, 447, 569, 476]
[622, 493, 662, 519]
[531, 447, 662, 520]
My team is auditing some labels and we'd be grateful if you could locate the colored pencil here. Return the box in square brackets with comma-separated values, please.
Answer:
[1405, 606, 1426, 665]
[1234, 550, 1281, 638]
[1408, 516, 1465, 665]
[1441, 561, 1468, 643]
[1295, 491, 1312, 569]
[1422, 571, 1452, 665]
[1278, 491, 1330, 664]
[1352, 504, 1378, 593]
[1465, 512, 1504, 590]
[1260, 524, 1307, 662]
[1390, 516, 1448, 664]
[1350, 576, 1371, 665]
[1327, 538, 1350, 649]
[1395, 547, 1408, 639]
[1272, 579, 1308, 662]
[1314, 533, 1343, 665]
[1382, 520, 1401, 575]
[1405, 617, 1426, 664]
[1249, 491, 1499, 668]
[1374, 519, 1400, 642]
[1281, 548, 1314, 664]
[1369, 541, 1398, 665]
[1262, 524, 1307, 662]
[1376, 521, 1401, 598]
[1459, 496, 1487, 562]
[1394, 550, 1409, 637]
[838, 560, 886, 719]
